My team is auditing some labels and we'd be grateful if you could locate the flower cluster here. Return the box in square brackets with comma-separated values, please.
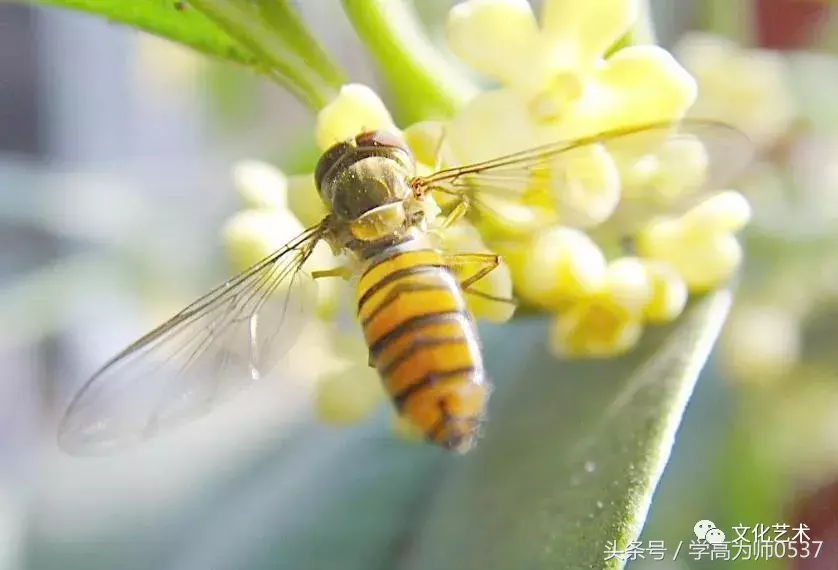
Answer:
[222, 0, 754, 428]
[438, 0, 751, 358]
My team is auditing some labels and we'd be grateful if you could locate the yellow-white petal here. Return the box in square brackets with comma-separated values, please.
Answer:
[446, 0, 540, 84]
[315, 364, 386, 424]
[676, 33, 795, 149]
[562, 46, 697, 138]
[679, 190, 752, 235]
[543, 143, 621, 227]
[641, 260, 688, 323]
[315, 83, 398, 151]
[446, 88, 550, 167]
[638, 221, 743, 293]
[286, 173, 328, 228]
[403, 120, 450, 170]
[475, 195, 558, 239]
[609, 131, 709, 205]
[223, 209, 305, 272]
[540, 0, 637, 65]
[550, 296, 644, 358]
[222, 209, 337, 314]
[602, 256, 652, 311]
[513, 226, 607, 309]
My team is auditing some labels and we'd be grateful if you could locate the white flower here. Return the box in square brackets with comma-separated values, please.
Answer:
[674, 32, 796, 149]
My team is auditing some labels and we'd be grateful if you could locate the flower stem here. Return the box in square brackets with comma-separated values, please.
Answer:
[703, 0, 753, 43]
[341, 0, 478, 124]
[190, 0, 346, 111]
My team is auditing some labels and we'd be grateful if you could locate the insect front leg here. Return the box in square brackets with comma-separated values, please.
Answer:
[439, 199, 470, 231]
[445, 252, 517, 305]
[432, 124, 449, 172]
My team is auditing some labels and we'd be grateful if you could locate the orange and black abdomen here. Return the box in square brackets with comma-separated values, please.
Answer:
[356, 246, 488, 452]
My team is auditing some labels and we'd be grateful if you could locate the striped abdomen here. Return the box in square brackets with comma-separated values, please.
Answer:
[356, 245, 488, 452]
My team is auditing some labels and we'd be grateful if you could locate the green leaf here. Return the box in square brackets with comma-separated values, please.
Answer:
[13, 0, 258, 67]
[13, 0, 346, 110]
[341, 0, 479, 124]
[188, 0, 345, 109]
[25, 291, 731, 570]
[401, 290, 732, 570]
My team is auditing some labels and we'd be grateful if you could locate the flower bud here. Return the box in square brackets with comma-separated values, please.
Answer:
[316, 83, 399, 150]
[232, 160, 288, 210]
[315, 364, 385, 424]
[514, 227, 607, 309]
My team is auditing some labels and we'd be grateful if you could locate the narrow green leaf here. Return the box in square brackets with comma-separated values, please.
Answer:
[189, 0, 345, 109]
[401, 290, 732, 570]
[12, 0, 346, 111]
[12, 0, 259, 67]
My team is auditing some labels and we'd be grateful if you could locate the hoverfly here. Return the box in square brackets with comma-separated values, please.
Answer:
[58, 120, 753, 455]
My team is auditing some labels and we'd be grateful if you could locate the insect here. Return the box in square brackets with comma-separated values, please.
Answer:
[57, 120, 753, 455]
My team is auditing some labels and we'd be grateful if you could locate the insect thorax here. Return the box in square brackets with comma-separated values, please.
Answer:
[315, 132, 426, 247]
[326, 156, 413, 220]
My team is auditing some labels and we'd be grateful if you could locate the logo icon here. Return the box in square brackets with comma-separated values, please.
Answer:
[694, 520, 717, 541]
[706, 528, 726, 544]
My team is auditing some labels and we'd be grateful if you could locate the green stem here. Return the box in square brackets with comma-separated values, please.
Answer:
[341, 0, 478, 124]
[190, 0, 345, 110]
[703, 0, 753, 43]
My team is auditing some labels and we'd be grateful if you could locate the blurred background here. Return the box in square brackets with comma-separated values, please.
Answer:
[1, 0, 837, 569]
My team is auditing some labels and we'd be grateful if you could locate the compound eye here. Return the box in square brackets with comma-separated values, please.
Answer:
[355, 130, 412, 156]
[314, 141, 352, 191]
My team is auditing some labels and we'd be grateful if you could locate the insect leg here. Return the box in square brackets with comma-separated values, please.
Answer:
[439, 198, 469, 231]
[311, 266, 352, 280]
[432, 124, 449, 171]
[445, 253, 517, 305]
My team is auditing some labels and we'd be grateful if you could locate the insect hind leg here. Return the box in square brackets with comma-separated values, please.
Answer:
[445, 252, 517, 306]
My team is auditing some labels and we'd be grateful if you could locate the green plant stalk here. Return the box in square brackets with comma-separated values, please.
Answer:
[190, 0, 345, 110]
[703, 0, 753, 43]
[341, 0, 479, 124]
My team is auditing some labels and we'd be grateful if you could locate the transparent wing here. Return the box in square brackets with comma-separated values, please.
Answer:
[415, 119, 755, 234]
[58, 225, 326, 455]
